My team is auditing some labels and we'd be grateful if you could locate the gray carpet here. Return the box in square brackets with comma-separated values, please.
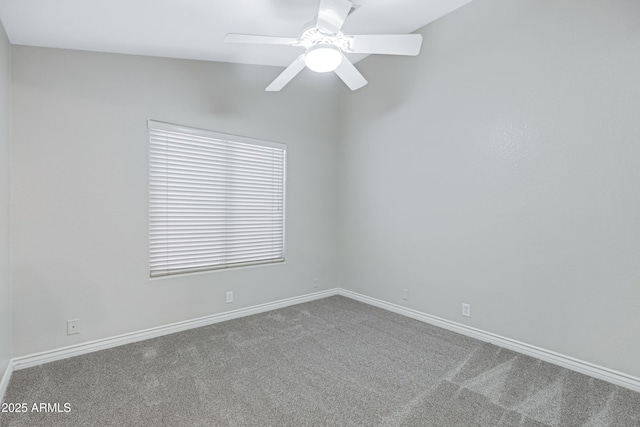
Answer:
[1, 296, 639, 426]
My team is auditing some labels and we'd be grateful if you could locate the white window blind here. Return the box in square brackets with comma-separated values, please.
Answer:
[149, 120, 286, 278]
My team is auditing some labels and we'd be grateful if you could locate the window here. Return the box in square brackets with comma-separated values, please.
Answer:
[148, 121, 286, 277]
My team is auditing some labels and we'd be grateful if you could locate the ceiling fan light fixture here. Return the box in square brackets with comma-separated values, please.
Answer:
[225, 0, 423, 90]
[304, 44, 343, 73]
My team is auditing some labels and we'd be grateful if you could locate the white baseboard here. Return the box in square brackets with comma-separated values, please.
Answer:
[337, 289, 640, 393]
[12, 289, 339, 371]
[0, 359, 13, 403]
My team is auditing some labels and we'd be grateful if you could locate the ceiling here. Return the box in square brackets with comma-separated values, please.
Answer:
[0, 0, 472, 67]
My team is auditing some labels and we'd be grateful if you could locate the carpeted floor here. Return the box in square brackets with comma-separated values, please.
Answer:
[1, 296, 639, 426]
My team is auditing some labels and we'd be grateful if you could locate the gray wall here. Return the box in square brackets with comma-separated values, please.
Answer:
[0, 20, 11, 379]
[338, 0, 640, 377]
[11, 46, 340, 356]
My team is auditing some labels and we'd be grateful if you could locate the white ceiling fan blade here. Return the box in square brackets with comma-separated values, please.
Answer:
[224, 34, 300, 46]
[316, 0, 353, 34]
[334, 57, 367, 90]
[265, 55, 307, 91]
[345, 34, 423, 56]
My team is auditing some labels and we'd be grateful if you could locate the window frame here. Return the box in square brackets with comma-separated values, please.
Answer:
[148, 120, 287, 278]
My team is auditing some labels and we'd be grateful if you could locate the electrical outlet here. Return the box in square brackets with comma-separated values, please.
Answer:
[226, 291, 234, 304]
[402, 289, 409, 300]
[67, 319, 80, 335]
[313, 278, 318, 288]
[462, 303, 471, 317]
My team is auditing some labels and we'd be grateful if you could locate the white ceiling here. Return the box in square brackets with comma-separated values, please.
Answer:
[0, 0, 472, 67]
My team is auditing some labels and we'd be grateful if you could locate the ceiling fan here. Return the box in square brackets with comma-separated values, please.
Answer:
[224, 0, 423, 91]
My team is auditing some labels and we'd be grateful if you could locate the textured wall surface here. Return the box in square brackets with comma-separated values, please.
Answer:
[11, 46, 340, 356]
[0, 20, 11, 380]
[338, 0, 640, 377]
